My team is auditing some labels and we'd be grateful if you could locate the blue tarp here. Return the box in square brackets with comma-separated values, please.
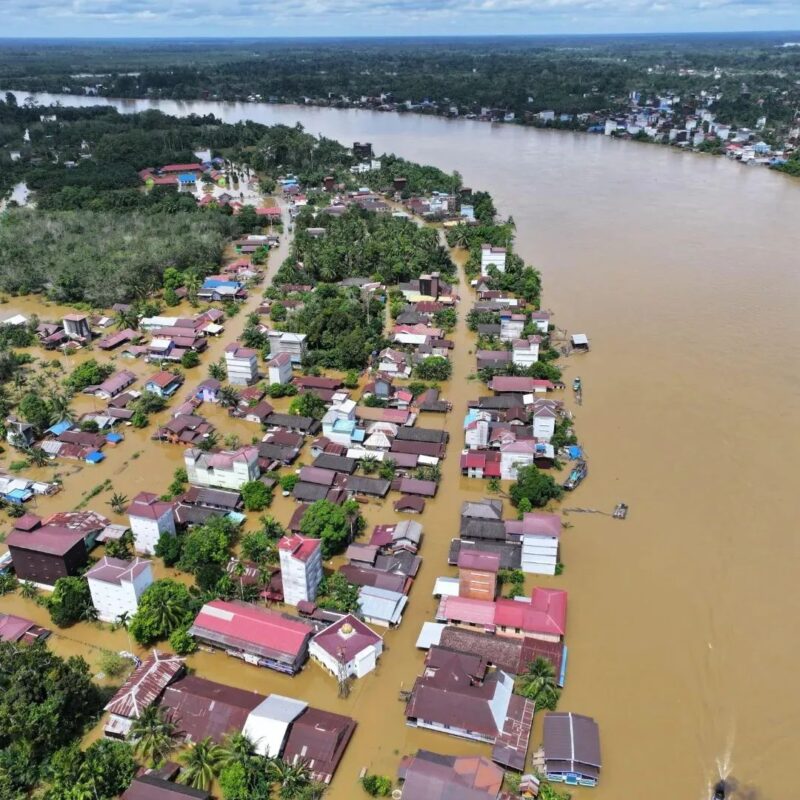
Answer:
[105, 433, 124, 444]
[567, 445, 583, 459]
[46, 420, 72, 436]
[85, 451, 105, 464]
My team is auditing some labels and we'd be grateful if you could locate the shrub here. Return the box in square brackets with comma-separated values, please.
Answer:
[361, 774, 393, 797]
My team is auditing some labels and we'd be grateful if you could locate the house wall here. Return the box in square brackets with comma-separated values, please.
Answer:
[496, 625, 561, 643]
[267, 359, 292, 385]
[309, 640, 381, 679]
[533, 417, 556, 442]
[279, 547, 323, 606]
[186, 454, 259, 490]
[500, 453, 534, 481]
[130, 509, 175, 555]
[9, 542, 87, 586]
[225, 354, 258, 386]
[88, 563, 153, 622]
[407, 717, 495, 743]
[480, 250, 507, 276]
[521, 535, 559, 575]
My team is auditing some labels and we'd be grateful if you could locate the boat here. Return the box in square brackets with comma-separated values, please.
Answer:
[712, 780, 728, 800]
[613, 503, 629, 519]
[572, 377, 582, 392]
[563, 460, 588, 491]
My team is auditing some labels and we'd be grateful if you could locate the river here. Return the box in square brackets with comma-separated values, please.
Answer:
[3, 91, 800, 800]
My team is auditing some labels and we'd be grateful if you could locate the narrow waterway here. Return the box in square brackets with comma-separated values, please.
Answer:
[3, 90, 800, 800]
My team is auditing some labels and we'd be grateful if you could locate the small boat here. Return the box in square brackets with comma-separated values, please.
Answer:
[563, 460, 588, 491]
[613, 503, 629, 519]
[712, 780, 728, 800]
[572, 377, 582, 392]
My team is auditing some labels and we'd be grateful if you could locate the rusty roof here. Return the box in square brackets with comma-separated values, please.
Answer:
[104, 650, 185, 719]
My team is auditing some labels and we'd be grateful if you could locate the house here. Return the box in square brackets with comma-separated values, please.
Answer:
[224, 343, 258, 386]
[476, 350, 511, 371]
[395, 495, 426, 514]
[153, 414, 215, 446]
[309, 614, 383, 679]
[264, 413, 321, 436]
[530, 310, 551, 333]
[570, 333, 590, 351]
[506, 512, 561, 575]
[480, 244, 507, 275]
[198, 277, 245, 302]
[266, 352, 293, 385]
[499, 440, 538, 480]
[122, 774, 210, 800]
[278, 534, 323, 607]
[268, 331, 307, 364]
[499, 313, 526, 342]
[63, 313, 92, 341]
[86, 556, 153, 622]
[397, 750, 505, 800]
[511, 336, 541, 367]
[5, 416, 36, 448]
[394, 478, 438, 498]
[460, 450, 502, 480]
[127, 492, 176, 555]
[6, 524, 88, 587]
[494, 587, 567, 642]
[184, 446, 260, 491]
[464, 410, 491, 450]
[188, 599, 314, 674]
[103, 650, 185, 739]
[543, 712, 602, 787]
[282, 707, 357, 784]
[404, 648, 534, 770]
[0, 613, 50, 645]
[145, 371, 183, 398]
[93, 371, 137, 400]
[458, 550, 500, 601]
[358, 585, 408, 627]
[194, 379, 221, 403]
[489, 376, 553, 394]
[241, 694, 308, 757]
[532, 403, 558, 442]
[369, 520, 423, 553]
[377, 348, 411, 377]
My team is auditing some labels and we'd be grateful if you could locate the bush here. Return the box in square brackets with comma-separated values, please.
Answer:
[99, 650, 131, 678]
[240, 480, 273, 511]
[180, 350, 200, 368]
[279, 474, 299, 492]
[168, 626, 197, 655]
[509, 465, 563, 508]
[65, 359, 114, 391]
[414, 356, 452, 381]
[129, 580, 196, 645]
[155, 531, 183, 567]
[361, 774, 393, 797]
[47, 577, 95, 628]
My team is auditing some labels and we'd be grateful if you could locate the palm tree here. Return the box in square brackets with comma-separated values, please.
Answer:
[208, 359, 226, 382]
[359, 455, 378, 475]
[184, 272, 201, 307]
[179, 737, 223, 791]
[26, 446, 49, 467]
[268, 758, 314, 800]
[218, 386, 241, 409]
[450, 224, 471, 249]
[0, 573, 17, 596]
[218, 731, 256, 769]
[107, 492, 129, 515]
[47, 391, 75, 425]
[515, 656, 561, 711]
[197, 431, 219, 452]
[19, 581, 38, 601]
[114, 308, 139, 331]
[130, 705, 179, 767]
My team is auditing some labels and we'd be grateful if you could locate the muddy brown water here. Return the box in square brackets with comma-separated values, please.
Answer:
[3, 91, 800, 800]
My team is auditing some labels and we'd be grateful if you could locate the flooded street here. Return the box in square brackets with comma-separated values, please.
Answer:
[3, 91, 800, 800]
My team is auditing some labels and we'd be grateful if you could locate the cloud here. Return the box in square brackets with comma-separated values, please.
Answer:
[3, 0, 800, 34]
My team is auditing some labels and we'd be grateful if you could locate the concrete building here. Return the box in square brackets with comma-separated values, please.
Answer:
[266, 351, 293, 385]
[508, 512, 561, 576]
[63, 313, 91, 341]
[127, 492, 176, 555]
[277, 534, 323, 606]
[511, 336, 541, 367]
[268, 331, 307, 364]
[457, 549, 500, 601]
[224, 343, 259, 386]
[309, 614, 383, 680]
[86, 556, 153, 622]
[184, 446, 260, 491]
[480, 244, 507, 276]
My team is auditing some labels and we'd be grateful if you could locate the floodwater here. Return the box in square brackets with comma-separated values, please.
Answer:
[3, 91, 800, 800]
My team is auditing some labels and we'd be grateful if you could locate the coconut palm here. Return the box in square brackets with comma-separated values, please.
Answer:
[26, 446, 49, 467]
[107, 492, 129, 515]
[515, 656, 561, 711]
[359, 455, 378, 475]
[179, 737, 223, 791]
[197, 431, 220, 452]
[47, 391, 75, 424]
[0, 573, 18, 596]
[450, 224, 471, 249]
[19, 581, 38, 600]
[218, 386, 241, 409]
[114, 308, 139, 331]
[208, 359, 226, 382]
[184, 272, 201, 307]
[130, 705, 179, 767]
[267, 758, 314, 799]
[218, 731, 256, 768]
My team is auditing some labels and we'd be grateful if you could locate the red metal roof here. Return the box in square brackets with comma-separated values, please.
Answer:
[457, 549, 501, 573]
[494, 587, 567, 637]
[278, 534, 321, 562]
[128, 491, 173, 520]
[437, 595, 496, 628]
[104, 650, 184, 719]
[159, 163, 203, 173]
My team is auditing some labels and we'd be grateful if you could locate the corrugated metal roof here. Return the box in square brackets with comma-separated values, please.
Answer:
[104, 650, 184, 719]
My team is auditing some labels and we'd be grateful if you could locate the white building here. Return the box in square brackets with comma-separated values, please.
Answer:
[532, 404, 558, 443]
[499, 313, 526, 342]
[63, 313, 91, 341]
[184, 446, 260, 490]
[309, 614, 383, 679]
[516, 513, 561, 575]
[127, 492, 176, 555]
[266, 351, 293, 385]
[242, 694, 307, 757]
[224, 343, 259, 386]
[480, 244, 507, 275]
[268, 331, 307, 364]
[499, 440, 537, 480]
[512, 336, 541, 367]
[86, 556, 153, 622]
[278, 534, 323, 606]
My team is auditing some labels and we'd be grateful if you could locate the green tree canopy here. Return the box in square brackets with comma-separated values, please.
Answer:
[128, 579, 196, 645]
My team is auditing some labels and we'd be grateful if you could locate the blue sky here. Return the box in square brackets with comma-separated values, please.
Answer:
[3, 0, 800, 38]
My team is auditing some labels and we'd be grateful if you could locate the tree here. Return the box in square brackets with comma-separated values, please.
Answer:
[64, 360, 114, 392]
[155, 531, 183, 566]
[516, 497, 533, 518]
[300, 499, 364, 559]
[18, 392, 50, 434]
[414, 356, 452, 381]
[181, 350, 200, 369]
[178, 516, 236, 575]
[241, 530, 278, 564]
[267, 758, 315, 800]
[359, 455, 378, 475]
[0, 572, 17, 596]
[515, 656, 561, 710]
[315, 573, 360, 613]
[289, 391, 326, 420]
[107, 491, 128, 515]
[241, 480, 273, 511]
[98, 649, 131, 678]
[105, 529, 135, 560]
[179, 738, 224, 791]
[19, 580, 38, 600]
[25, 446, 49, 467]
[218, 385, 241, 408]
[128, 580, 195, 645]
[47, 577, 95, 627]
[208, 359, 226, 381]
[342, 370, 360, 389]
[129, 705, 179, 768]
[361, 774, 393, 796]
[279, 474, 298, 493]
[169, 626, 197, 655]
[509, 465, 563, 508]
[0, 642, 102, 793]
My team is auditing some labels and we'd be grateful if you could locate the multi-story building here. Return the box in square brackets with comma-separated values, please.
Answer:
[224, 343, 259, 386]
[268, 331, 307, 364]
[184, 446, 260, 490]
[86, 556, 153, 622]
[127, 492, 176, 555]
[480, 244, 507, 275]
[278, 534, 323, 606]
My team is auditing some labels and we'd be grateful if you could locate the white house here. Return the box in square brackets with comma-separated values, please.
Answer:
[86, 556, 153, 622]
[532, 404, 558, 443]
[184, 446, 260, 490]
[127, 492, 176, 555]
[268, 331, 307, 364]
[242, 694, 307, 757]
[278, 534, 323, 606]
[516, 513, 561, 576]
[480, 244, 507, 275]
[512, 336, 541, 367]
[499, 313, 526, 342]
[500, 440, 537, 480]
[464, 411, 491, 450]
[377, 348, 411, 377]
[224, 343, 259, 386]
[309, 614, 383, 680]
[266, 351, 293, 385]
[530, 311, 551, 333]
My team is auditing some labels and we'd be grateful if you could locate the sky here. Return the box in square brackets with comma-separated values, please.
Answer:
[2, 0, 800, 38]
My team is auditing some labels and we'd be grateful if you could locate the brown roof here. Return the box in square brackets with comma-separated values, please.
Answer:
[6, 526, 86, 557]
[282, 707, 356, 784]
[543, 712, 601, 779]
[398, 750, 504, 800]
[105, 651, 185, 719]
[122, 775, 209, 800]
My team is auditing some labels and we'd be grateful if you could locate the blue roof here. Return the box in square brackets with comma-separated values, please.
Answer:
[5, 488, 31, 502]
[202, 279, 240, 289]
[105, 433, 124, 443]
[85, 451, 105, 464]
[178, 173, 197, 183]
[352, 429, 366, 443]
[567, 445, 582, 459]
[332, 419, 355, 433]
[46, 420, 72, 436]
